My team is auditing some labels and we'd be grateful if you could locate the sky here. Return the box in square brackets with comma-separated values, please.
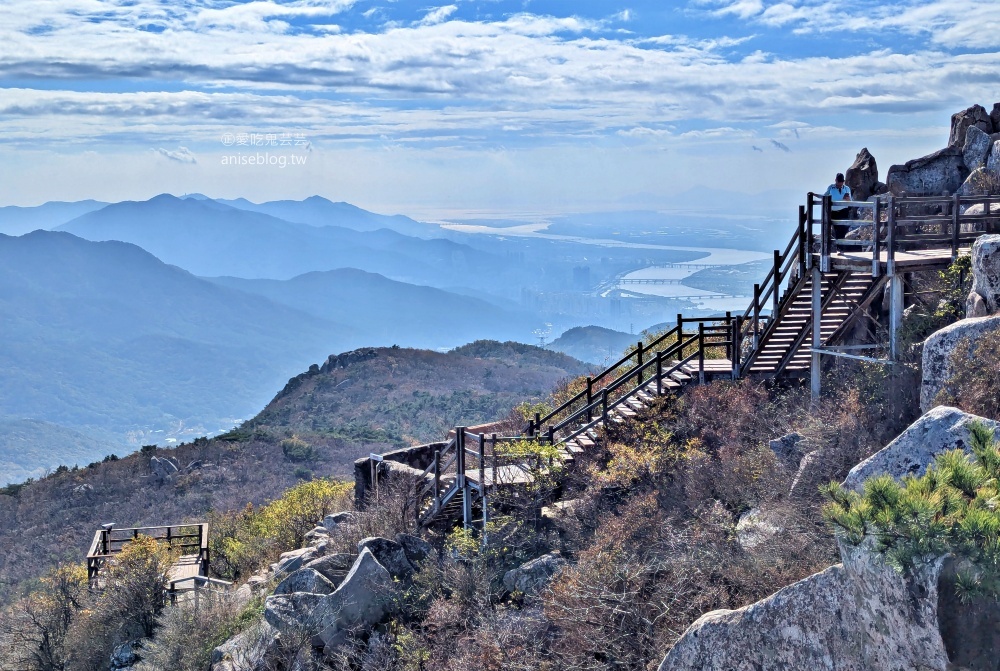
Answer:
[0, 0, 998, 218]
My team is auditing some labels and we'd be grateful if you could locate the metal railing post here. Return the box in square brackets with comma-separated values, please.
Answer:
[821, 194, 832, 272]
[872, 198, 882, 277]
[806, 193, 815, 270]
[798, 205, 807, 278]
[887, 196, 896, 277]
[602, 389, 608, 424]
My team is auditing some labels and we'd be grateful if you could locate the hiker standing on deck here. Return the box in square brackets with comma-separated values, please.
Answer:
[824, 172, 853, 240]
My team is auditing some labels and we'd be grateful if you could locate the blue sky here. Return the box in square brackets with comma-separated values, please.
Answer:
[0, 0, 998, 218]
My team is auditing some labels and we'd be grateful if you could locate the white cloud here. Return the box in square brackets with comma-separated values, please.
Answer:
[153, 146, 197, 163]
[419, 5, 458, 27]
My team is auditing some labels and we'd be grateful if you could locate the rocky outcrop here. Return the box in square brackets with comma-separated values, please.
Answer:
[963, 126, 993, 171]
[271, 547, 319, 576]
[357, 537, 414, 580]
[949, 104, 993, 148]
[886, 146, 968, 196]
[735, 508, 782, 550]
[844, 147, 884, 202]
[920, 316, 1000, 412]
[658, 546, 948, 671]
[988, 140, 1000, 175]
[311, 548, 399, 651]
[845, 406, 1000, 488]
[768, 432, 804, 469]
[273, 567, 336, 596]
[149, 455, 178, 482]
[502, 552, 566, 596]
[659, 407, 1000, 671]
[396, 533, 433, 565]
[110, 641, 142, 670]
[303, 553, 355, 585]
[211, 621, 277, 671]
[968, 234, 1000, 315]
[322, 511, 354, 531]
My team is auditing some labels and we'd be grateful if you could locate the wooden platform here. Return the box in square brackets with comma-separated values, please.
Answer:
[467, 464, 535, 487]
[167, 554, 203, 585]
[828, 247, 961, 272]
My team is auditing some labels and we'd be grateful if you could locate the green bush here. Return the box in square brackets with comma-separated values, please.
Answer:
[208, 478, 353, 580]
[280, 436, 317, 462]
[824, 422, 1000, 601]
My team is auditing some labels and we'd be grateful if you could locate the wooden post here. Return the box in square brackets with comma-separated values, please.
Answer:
[733, 315, 742, 379]
[772, 249, 781, 315]
[821, 195, 832, 273]
[585, 377, 593, 423]
[810, 266, 823, 400]
[656, 351, 663, 396]
[676, 313, 683, 349]
[752, 283, 761, 348]
[872, 198, 882, 278]
[432, 448, 441, 515]
[889, 274, 904, 362]
[698, 322, 705, 384]
[798, 205, 807, 278]
[457, 427, 472, 530]
[602, 389, 608, 425]
[478, 433, 486, 530]
[886, 196, 896, 277]
[806, 193, 815, 270]
[636, 341, 644, 385]
[951, 193, 961, 259]
[724, 311, 732, 363]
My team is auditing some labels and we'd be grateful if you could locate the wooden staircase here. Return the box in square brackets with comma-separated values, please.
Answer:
[408, 192, 999, 531]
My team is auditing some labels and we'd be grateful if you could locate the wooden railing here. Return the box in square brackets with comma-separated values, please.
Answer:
[413, 192, 1000, 530]
[86, 523, 210, 583]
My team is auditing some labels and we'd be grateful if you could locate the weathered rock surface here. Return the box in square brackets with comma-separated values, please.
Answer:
[273, 567, 336, 596]
[395, 533, 433, 565]
[949, 104, 993, 148]
[658, 547, 948, 671]
[958, 167, 994, 196]
[991, 103, 1000, 134]
[735, 508, 782, 550]
[967, 290, 989, 318]
[847, 406, 1000, 489]
[357, 537, 414, 580]
[887, 146, 968, 196]
[149, 455, 178, 481]
[969, 234, 1000, 315]
[964, 125, 993, 171]
[502, 552, 566, 595]
[313, 548, 398, 651]
[768, 432, 805, 469]
[303, 553, 355, 585]
[322, 511, 354, 531]
[920, 317, 1000, 412]
[845, 147, 880, 201]
[211, 621, 277, 671]
[110, 641, 142, 670]
[271, 547, 318, 576]
[304, 525, 329, 541]
[988, 140, 1000, 175]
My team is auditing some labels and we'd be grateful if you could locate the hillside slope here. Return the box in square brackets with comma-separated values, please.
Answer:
[0, 342, 589, 590]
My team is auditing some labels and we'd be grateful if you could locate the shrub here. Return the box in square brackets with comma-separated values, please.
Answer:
[280, 436, 317, 462]
[209, 478, 352, 580]
[824, 422, 1000, 601]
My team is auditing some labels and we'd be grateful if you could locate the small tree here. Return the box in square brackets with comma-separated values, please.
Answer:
[97, 535, 173, 640]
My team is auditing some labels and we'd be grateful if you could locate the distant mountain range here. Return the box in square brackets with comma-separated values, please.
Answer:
[210, 268, 541, 350]
[0, 200, 108, 236]
[547, 325, 643, 365]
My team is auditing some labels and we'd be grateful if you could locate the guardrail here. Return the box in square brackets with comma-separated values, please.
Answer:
[86, 523, 210, 584]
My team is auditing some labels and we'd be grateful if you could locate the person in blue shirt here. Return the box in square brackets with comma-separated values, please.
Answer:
[824, 172, 852, 240]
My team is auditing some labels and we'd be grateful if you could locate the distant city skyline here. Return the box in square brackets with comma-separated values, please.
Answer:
[1, 0, 998, 217]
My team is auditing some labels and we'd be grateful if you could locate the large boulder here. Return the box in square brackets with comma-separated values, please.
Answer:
[920, 317, 1000, 412]
[991, 103, 1000, 133]
[211, 620, 277, 671]
[270, 547, 318, 576]
[886, 146, 968, 196]
[322, 511, 355, 532]
[845, 406, 1000, 489]
[988, 140, 1000, 175]
[845, 147, 879, 202]
[357, 537, 414, 580]
[395, 533, 433, 565]
[949, 104, 993, 148]
[502, 552, 567, 595]
[957, 167, 994, 196]
[312, 548, 399, 651]
[303, 553, 355, 586]
[658, 547, 948, 671]
[110, 641, 142, 670]
[735, 508, 783, 550]
[273, 567, 336, 596]
[767, 432, 805, 469]
[963, 126, 993, 171]
[969, 234, 1000, 314]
